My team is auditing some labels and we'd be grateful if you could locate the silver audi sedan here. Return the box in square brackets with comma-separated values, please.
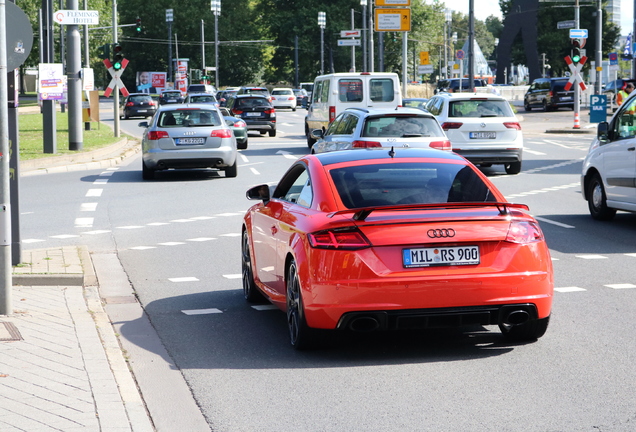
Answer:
[139, 104, 237, 180]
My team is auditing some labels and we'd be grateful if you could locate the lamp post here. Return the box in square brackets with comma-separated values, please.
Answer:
[211, 0, 221, 87]
[445, 9, 452, 79]
[318, 11, 326, 75]
[360, 0, 367, 72]
[451, 31, 457, 78]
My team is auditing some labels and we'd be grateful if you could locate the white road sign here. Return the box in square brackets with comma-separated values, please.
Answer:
[54, 10, 99, 25]
[338, 39, 361, 46]
[340, 30, 361, 38]
[418, 65, 434, 74]
[569, 29, 588, 39]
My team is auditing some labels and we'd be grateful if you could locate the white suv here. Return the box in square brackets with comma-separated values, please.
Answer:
[271, 88, 297, 111]
[424, 93, 523, 174]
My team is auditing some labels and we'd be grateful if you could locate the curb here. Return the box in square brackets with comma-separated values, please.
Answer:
[545, 129, 594, 134]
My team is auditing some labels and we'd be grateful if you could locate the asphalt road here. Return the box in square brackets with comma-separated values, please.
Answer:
[18, 106, 636, 431]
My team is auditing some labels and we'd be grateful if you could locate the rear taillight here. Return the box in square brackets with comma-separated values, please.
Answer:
[429, 140, 452, 151]
[147, 131, 169, 140]
[352, 140, 382, 148]
[288, 97, 294, 100]
[505, 221, 544, 244]
[234, 120, 247, 128]
[126, 102, 134, 107]
[149, 101, 156, 106]
[504, 122, 521, 130]
[308, 228, 371, 250]
[264, 108, 275, 115]
[441, 122, 463, 130]
[211, 129, 233, 138]
[233, 109, 244, 115]
[329, 106, 336, 123]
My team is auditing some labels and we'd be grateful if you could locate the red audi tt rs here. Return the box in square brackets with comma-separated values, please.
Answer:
[241, 148, 553, 349]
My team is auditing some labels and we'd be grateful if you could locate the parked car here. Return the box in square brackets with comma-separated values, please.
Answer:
[220, 107, 248, 150]
[305, 72, 402, 148]
[217, 89, 238, 107]
[293, 88, 309, 108]
[581, 89, 636, 220]
[138, 104, 237, 180]
[159, 90, 184, 105]
[185, 93, 219, 107]
[434, 78, 487, 94]
[242, 148, 553, 349]
[311, 107, 450, 154]
[402, 97, 429, 110]
[424, 92, 523, 174]
[120, 93, 157, 120]
[271, 88, 297, 111]
[523, 77, 574, 111]
[225, 94, 277, 137]
[186, 83, 216, 95]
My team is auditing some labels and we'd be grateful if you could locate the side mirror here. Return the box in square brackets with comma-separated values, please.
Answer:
[311, 129, 324, 139]
[138, 121, 149, 128]
[246, 184, 273, 202]
[597, 121, 609, 142]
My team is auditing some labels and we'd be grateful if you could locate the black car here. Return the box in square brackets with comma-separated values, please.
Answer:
[226, 94, 277, 137]
[293, 88, 309, 108]
[523, 77, 574, 111]
[159, 90, 184, 105]
[120, 93, 157, 119]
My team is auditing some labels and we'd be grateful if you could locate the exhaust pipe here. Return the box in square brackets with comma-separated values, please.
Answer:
[349, 316, 380, 332]
[502, 310, 530, 326]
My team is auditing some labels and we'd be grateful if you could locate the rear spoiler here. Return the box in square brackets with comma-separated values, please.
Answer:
[327, 202, 530, 222]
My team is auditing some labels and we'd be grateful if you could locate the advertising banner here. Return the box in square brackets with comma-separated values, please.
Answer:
[137, 71, 168, 93]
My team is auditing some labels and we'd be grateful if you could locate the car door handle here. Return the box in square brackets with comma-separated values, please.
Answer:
[629, 147, 635, 151]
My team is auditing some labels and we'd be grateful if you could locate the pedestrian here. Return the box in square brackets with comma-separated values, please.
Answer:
[617, 82, 634, 106]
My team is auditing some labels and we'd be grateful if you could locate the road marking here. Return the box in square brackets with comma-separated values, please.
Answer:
[523, 148, 546, 155]
[171, 219, 195, 223]
[22, 239, 45, 243]
[82, 230, 111, 235]
[86, 189, 103, 197]
[93, 179, 109, 184]
[158, 242, 186, 246]
[75, 217, 94, 227]
[220, 233, 241, 237]
[506, 183, 579, 199]
[250, 167, 260, 175]
[222, 274, 241, 279]
[535, 216, 575, 229]
[575, 254, 608, 259]
[190, 216, 216, 220]
[276, 150, 298, 160]
[215, 212, 242, 217]
[187, 237, 216, 242]
[147, 222, 170, 226]
[169, 277, 199, 282]
[80, 202, 98, 212]
[251, 305, 278, 311]
[50, 234, 80, 239]
[117, 225, 145, 229]
[99, 171, 115, 176]
[555, 287, 587, 292]
[240, 154, 249, 162]
[521, 159, 583, 174]
[130, 246, 156, 250]
[182, 308, 223, 315]
[605, 284, 636, 289]
[624, 253, 636, 258]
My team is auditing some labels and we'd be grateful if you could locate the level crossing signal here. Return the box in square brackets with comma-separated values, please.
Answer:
[112, 44, 124, 70]
[572, 39, 581, 63]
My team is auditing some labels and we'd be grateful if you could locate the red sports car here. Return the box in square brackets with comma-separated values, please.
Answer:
[242, 148, 553, 349]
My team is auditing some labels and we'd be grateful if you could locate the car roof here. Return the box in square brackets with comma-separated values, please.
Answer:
[156, 103, 222, 112]
[188, 92, 216, 97]
[312, 148, 465, 166]
[432, 93, 507, 102]
[161, 89, 180, 93]
[342, 106, 434, 117]
[234, 94, 270, 99]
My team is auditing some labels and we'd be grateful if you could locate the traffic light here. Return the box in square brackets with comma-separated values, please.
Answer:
[572, 39, 581, 64]
[135, 17, 142, 33]
[98, 43, 110, 60]
[112, 44, 124, 70]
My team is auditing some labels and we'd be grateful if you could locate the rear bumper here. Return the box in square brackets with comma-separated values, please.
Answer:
[245, 120, 276, 131]
[453, 149, 522, 165]
[143, 147, 236, 170]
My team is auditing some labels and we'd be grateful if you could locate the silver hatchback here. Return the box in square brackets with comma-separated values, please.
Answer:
[139, 104, 237, 180]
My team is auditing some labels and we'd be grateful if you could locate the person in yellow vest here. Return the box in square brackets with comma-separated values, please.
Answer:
[617, 83, 634, 106]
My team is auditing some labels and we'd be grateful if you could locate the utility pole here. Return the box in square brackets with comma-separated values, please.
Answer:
[67, 0, 83, 150]
[468, 0, 475, 90]
[167, 9, 173, 85]
[574, 0, 580, 129]
[201, 20, 205, 74]
[595, 0, 602, 95]
[112, 0, 119, 137]
[1, 0, 11, 315]
[42, 0, 56, 154]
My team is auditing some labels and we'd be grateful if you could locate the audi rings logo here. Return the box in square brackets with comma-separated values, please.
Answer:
[427, 228, 455, 238]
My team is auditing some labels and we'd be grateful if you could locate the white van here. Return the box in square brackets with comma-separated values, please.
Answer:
[304, 72, 402, 147]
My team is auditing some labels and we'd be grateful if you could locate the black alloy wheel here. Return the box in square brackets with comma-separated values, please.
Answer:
[286, 259, 314, 350]
[242, 231, 264, 302]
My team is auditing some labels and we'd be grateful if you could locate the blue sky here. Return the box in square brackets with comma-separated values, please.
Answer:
[441, 0, 633, 36]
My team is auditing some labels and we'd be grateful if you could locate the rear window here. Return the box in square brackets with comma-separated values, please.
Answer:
[551, 80, 570, 92]
[158, 109, 222, 127]
[130, 95, 152, 103]
[448, 99, 513, 118]
[329, 162, 496, 208]
[370, 78, 396, 102]
[272, 89, 293, 95]
[236, 97, 271, 108]
[162, 91, 181, 98]
[363, 115, 443, 137]
[338, 79, 363, 102]
[189, 95, 217, 103]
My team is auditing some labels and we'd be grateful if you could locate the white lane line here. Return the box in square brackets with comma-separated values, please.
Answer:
[147, 222, 170, 226]
[86, 189, 103, 197]
[240, 153, 249, 162]
[130, 246, 157, 250]
[605, 284, 636, 289]
[222, 274, 241, 279]
[534, 217, 575, 229]
[80, 203, 98, 212]
[555, 287, 587, 293]
[624, 253, 636, 258]
[75, 217, 94, 227]
[169, 277, 200, 282]
[50, 234, 80, 239]
[250, 167, 260, 175]
[99, 171, 115, 176]
[93, 179, 109, 184]
[251, 305, 278, 311]
[158, 242, 186, 246]
[21, 212, 34, 215]
[171, 219, 195, 223]
[215, 212, 242, 217]
[190, 216, 216, 220]
[182, 308, 223, 315]
[523, 148, 546, 155]
[220, 233, 241, 237]
[187, 237, 216, 242]
[106, 167, 120, 171]
[117, 225, 145, 229]
[82, 230, 111, 235]
[575, 254, 608, 259]
[22, 239, 45, 243]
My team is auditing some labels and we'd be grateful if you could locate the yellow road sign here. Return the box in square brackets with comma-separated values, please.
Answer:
[420, 51, 430, 65]
[375, 8, 411, 32]
[376, 0, 411, 6]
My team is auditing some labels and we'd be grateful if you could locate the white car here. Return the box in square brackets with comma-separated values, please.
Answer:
[581, 91, 636, 220]
[424, 93, 524, 174]
[271, 88, 297, 111]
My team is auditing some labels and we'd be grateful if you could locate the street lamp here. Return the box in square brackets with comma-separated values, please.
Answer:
[318, 11, 326, 75]
[445, 9, 452, 79]
[211, 0, 221, 87]
[360, 0, 367, 72]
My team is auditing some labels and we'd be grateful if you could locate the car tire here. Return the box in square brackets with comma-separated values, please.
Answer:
[500, 316, 550, 341]
[225, 160, 238, 178]
[269, 129, 276, 137]
[542, 101, 549, 112]
[142, 160, 155, 180]
[524, 102, 532, 112]
[242, 230, 265, 302]
[237, 138, 248, 150]
[305, 123, 316, 148]
[287, 259, 315, 350]
[587, 173, 616, 221]
[505, 161, 522, 175]
[292, 107, 296, 112]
